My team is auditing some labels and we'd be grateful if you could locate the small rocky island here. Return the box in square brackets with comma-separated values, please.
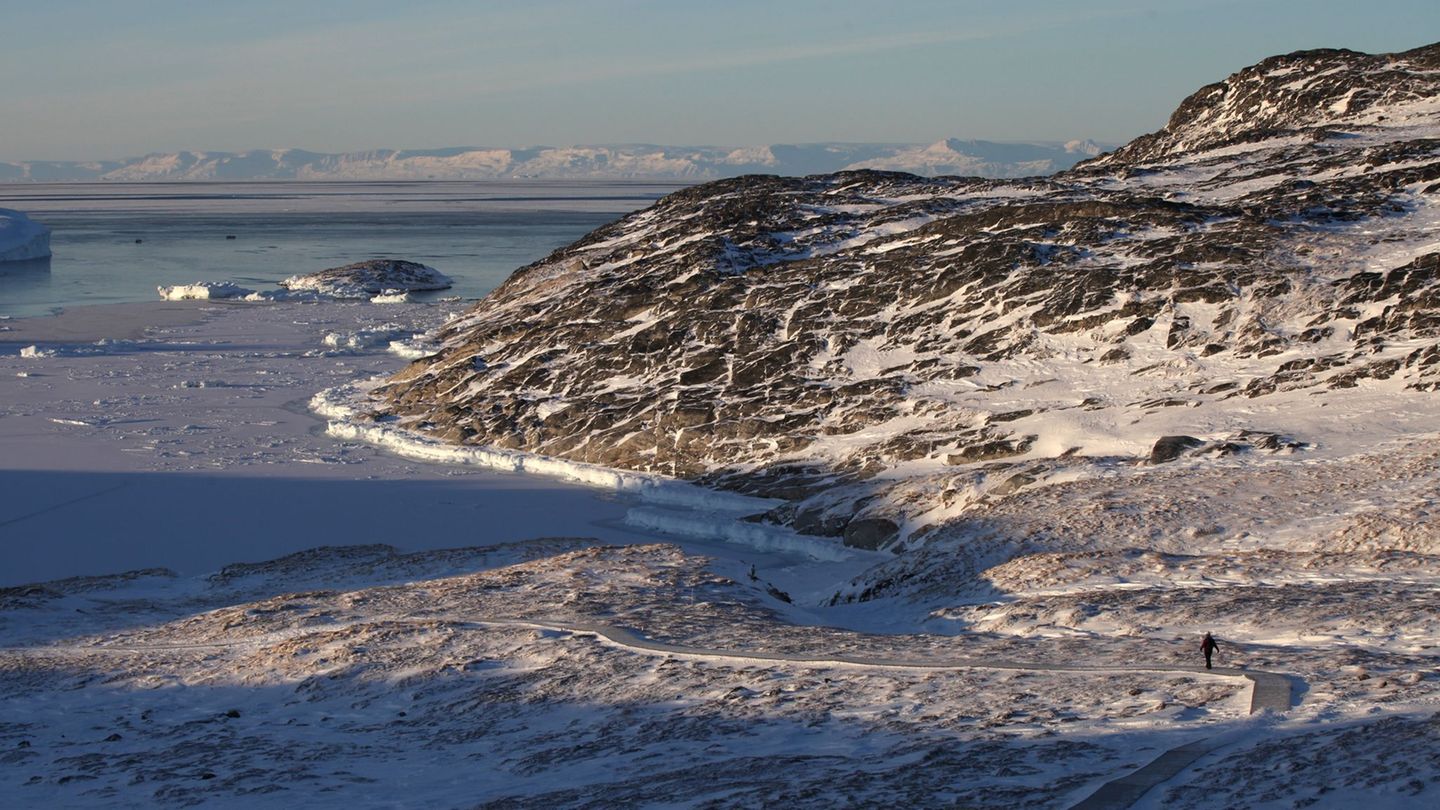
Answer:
[280, 259, 452, 299]
[159, 258, 453, 301]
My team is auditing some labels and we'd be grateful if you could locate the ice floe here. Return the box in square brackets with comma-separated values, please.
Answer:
[157, 281, 255, 300]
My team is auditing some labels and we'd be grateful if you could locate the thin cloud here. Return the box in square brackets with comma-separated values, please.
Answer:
[386, 2, 1162, 101]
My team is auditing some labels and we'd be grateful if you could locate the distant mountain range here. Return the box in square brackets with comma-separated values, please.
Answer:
[0, 140, 1108, 182]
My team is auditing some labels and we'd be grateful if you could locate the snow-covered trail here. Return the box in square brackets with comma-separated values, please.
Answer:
[0, 611, 1297, 809]
[506, 619, 1293, 715]
[5, 613, 1294, 715]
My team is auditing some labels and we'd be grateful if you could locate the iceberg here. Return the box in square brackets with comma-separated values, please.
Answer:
[0, 208, 52, 262]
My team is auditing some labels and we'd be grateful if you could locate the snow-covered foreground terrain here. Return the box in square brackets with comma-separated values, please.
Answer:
[0, 300, 1436, 807]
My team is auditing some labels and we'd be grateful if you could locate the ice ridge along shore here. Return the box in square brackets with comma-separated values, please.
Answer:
[312, 382, 860, 561]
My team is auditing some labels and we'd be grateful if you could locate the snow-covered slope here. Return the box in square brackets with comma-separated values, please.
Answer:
[1086, 45, 1440, 167]
[0, 141, 1110, 182]
[354, 43, 1440, 597]
[0, 208, 51, 262]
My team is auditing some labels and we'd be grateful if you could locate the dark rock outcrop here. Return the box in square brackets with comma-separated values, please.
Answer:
[843, 518, 902, 551]
[1150, 436, 1205, 464]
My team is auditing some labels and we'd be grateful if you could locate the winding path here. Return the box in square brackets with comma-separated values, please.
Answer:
[481, 619, 1292, 714]
[517, 619, 1294, 809]
[540, 620, 1293, 809]
[6, 615, 1295, 714]
[6, 615, 1295, 809]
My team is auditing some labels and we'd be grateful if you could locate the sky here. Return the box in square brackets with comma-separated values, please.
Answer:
[1, 0, 1437, 161]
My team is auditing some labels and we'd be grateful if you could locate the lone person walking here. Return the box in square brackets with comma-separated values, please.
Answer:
[1201, 632, 1220, 670]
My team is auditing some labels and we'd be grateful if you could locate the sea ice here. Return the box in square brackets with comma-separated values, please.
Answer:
[323, 324, 415, 351]
[157, 281, 255, 300]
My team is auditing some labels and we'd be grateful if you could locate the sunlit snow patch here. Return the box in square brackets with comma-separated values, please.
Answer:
[322, 324, 416, 352]
[388, 335, 442, 359]
[157, 281, 255, 300]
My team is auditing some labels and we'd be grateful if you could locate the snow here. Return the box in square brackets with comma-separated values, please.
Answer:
[2, 297, 1439, 806]
[386, 335, 441, 360]
[159, 268, 458, 305]
[0, 302, 622, 584]
[156, 281, 255, 301]
[0, 208, 51, 262]
[0, 300, 828, 588]
[0, 542, 1262, 808]
[623, 505, 865, 562]
[369, 290, 411, 303]
[840, 138, 1107, 177]
[315, 383, 784, 517]
[321, 324, 415, 352]
[9, 57, 1440, 799]
[1, 142, 1111, 182]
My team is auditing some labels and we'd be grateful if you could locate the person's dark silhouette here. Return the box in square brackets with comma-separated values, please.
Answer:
[1201, 632, 1220, 669]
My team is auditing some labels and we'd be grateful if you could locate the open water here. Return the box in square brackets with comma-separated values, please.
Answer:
[0, 180, 685, 318]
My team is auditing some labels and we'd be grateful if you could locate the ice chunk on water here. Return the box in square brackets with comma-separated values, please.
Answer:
[157, 281, 255, 300]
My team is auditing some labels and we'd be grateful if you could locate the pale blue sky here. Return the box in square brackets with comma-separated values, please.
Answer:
[2, 0, 1437, 161]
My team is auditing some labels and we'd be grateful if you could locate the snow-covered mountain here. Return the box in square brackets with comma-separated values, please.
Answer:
[358, 42, 1440, 600]
[845, 138, 1104, 177]
[0, 141, 1108, 182]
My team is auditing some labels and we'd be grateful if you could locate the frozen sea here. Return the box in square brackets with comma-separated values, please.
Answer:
[0, 180, 685, 318]
[0, 178, 860, 593]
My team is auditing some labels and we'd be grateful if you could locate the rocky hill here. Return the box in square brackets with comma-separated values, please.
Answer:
[0, 140, 1104, 183]
[357, 43, 1440, 600]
